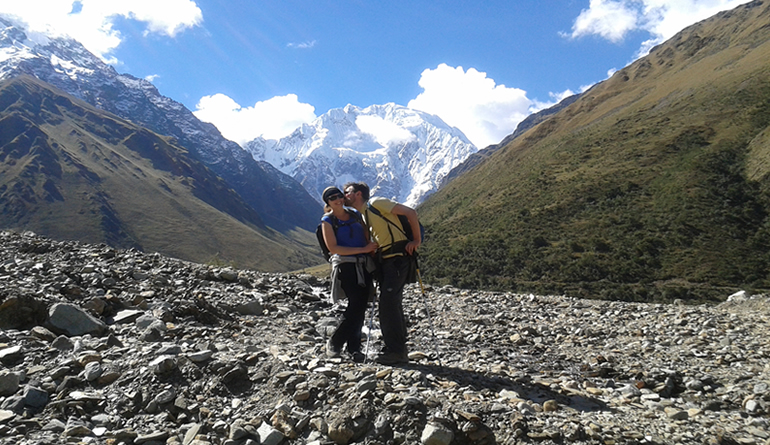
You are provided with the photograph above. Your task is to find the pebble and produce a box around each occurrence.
[0,230,768,445]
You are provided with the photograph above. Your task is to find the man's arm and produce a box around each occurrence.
[391,203,421,253]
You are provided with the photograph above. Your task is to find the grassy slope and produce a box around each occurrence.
[419,1,770,302]
[0,76,321,271]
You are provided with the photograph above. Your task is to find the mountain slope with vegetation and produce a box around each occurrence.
[0,75,319,271]
[419,0,770,302]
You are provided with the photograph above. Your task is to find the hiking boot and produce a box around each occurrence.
[376,351,408,365]
[350,351,365,363]
[326,339,341,358]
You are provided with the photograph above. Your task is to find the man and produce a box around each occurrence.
[343,182,421,365]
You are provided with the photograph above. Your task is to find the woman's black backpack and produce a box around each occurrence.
[316,209,364,261]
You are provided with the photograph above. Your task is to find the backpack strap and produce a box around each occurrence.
[366,202,408,254]
[345,208,364,227]
[366,203,407,236]
[330,209,367,242]
[323,212,340,232]
[326,209,362,229]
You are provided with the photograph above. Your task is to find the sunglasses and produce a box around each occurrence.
[327,194,344,201]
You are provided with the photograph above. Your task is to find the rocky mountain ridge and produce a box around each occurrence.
[0,17,318,232]
[0,75,319,272]
[245,103,477,207]
[0,230,768,445]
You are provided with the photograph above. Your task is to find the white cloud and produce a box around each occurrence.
[356,115,416,146]
[531,89,577,113]
[287,40,317,49]
[569,0,752,55]
[144,74,159,83]
[0,0,202,62]
[407,64,532,148]
[568,0,640,42]
[193,93,317,145]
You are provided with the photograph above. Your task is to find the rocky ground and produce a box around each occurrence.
[0,230,768,445]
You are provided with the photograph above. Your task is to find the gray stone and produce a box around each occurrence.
[219,269,239,282]
[112,309,144,324]
[136,314,164,330]
[236,300,264,316]
[229,420,250,440]
[140,326,165,342]
[664,407,689,420]
[91,413,111,427]
[135,431,170,444]
[155,389,176,405]
[1,395,24,413]
[23,386,49,408]
[188,350,214,363]
[745,399,760,414]
[0,345,23,364]
[42,418,66,432]
[184,423,203,445]
[421,422,454,445]
[149,355,177,374]
[157,344,182,355]
[356,377,377,393]
[51,335,74,350]
[0,410,14,423]
[30,326,57,341]
[84,361,103,381]
[0,371,20,396]
[47,303,107,336]
[257,422,285,445]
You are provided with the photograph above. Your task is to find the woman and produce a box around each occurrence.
[320,186,378,362]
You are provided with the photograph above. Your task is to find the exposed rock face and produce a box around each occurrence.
[0,230,768,445]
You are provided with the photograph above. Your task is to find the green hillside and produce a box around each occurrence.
[419,1,770,302]
[0,76,320,271]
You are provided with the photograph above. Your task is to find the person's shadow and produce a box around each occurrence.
[395,360,611,413]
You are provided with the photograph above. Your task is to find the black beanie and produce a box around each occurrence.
[322,186,343,203]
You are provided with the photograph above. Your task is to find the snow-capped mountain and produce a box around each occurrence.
[0,17,319,231]
[245,103,478,207]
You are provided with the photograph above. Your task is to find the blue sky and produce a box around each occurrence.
[0,0,752,148]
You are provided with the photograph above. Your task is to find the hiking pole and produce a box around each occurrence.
[363,284,378,363]
[415,260,441,367]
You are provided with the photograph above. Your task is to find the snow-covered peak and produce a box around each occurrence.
[245,103,477,207]
[0,19,121,102]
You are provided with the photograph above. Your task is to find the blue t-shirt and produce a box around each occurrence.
[321,209,367,249]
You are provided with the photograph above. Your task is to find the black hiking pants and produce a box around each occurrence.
[378,255,410,355]
[331,263,372,353]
